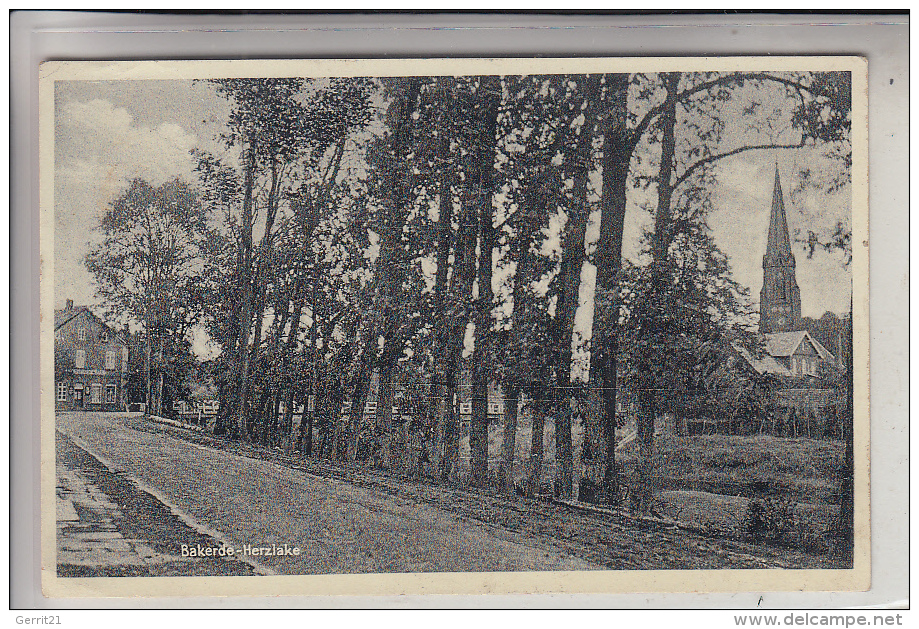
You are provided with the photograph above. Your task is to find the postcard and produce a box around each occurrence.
[40,56,869,597]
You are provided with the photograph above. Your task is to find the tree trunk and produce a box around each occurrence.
[155,367,165,417]
[303,283,321,453]
[439,375,460,481]
[261,294,292,447]
[307,390,322,458]
[500,387,520,494]
[242,156,283,433]
[553,74,600,499]
[427,76,457,476]
[234,143,257,440]
[297,392,314,456]
[633,72,679,515]
[346,77,421,467]
[347,367,370,462]
[377,360,397,470]
[144,317,152,414]
[527,390,548,498]
[633,378,656,513]
[256,386,272,446]
[500,176,543,495]
[469,75,502,488]
[268,388,280,445]
[587,73,633,505]
[435,155,479,481]
[554,402,574,498]
[280,294,306,452]
[280,388,296,451]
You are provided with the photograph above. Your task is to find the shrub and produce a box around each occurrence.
[745,494,798,543]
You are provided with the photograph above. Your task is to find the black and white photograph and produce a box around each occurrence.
[40,58,868,597]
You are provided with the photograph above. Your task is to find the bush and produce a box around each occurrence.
[745,494,798,543]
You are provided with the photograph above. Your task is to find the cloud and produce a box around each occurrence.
[57,98,198,194]
[54,98,200,310]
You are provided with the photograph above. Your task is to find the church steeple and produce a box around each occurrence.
[765,166,794,265]
[760,167,802,333]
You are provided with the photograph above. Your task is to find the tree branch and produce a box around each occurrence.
[627,71,818,160]
[673,138,806,190]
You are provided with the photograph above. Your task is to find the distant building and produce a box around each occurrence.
[755,168,840,374]
[54,299,129,411]
[455,369,506,424]
[759,167,803,334]
[744,169,843,436]
[741,330,839,379]
[665,170,846,438]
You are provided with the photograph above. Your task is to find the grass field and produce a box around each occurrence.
[455,412,844,502]
[617,433,845,504]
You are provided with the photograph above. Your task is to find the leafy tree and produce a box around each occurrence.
[491,74,581,494]
[344,76,425,468]
[581,69,854,504]
[85,177,207,416]
[197,76,372,440]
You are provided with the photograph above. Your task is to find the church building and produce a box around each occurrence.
[760,167,803,334]
[735,167,844,437]
[754,167,838,378]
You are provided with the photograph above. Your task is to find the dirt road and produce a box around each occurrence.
[57,412,594,575]
[56,412,844,576]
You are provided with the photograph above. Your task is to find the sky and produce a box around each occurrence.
[53,77,852,359]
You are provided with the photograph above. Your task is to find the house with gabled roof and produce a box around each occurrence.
[739,330,839,379]
[54,299,129,411]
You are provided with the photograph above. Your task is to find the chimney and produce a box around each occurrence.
[65,299,73,311]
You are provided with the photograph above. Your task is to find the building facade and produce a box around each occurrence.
[54,300,129,411]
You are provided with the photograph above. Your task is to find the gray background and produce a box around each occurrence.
[10,11,908,609]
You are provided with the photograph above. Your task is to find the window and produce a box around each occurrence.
[75,350,85,369]
[56,382,67,402]
[805,358,816,377]
[105,384,117,404]
[78,327,87,341]
[105,350,116,370]
[90,384,102,404]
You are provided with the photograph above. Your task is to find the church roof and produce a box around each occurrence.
[735,346,792,377]
[734,330,839,377]
[764,167,795,266]
[765,330,838,366]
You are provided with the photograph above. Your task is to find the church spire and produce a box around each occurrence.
[760,166,802,333]
[764,166,794,266]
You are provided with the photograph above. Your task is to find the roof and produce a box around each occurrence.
[764,167,795,266]
[765,330,837,364]
[765,330,808,357]
[54,305,127,345]
[735,346,792,377]
[736,329,840,377]
[54,306,88,331]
